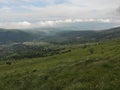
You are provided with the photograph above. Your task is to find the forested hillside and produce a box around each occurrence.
[0,27,120,44]
[0,28,33,43]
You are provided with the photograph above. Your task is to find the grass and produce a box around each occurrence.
[0,39,120,90]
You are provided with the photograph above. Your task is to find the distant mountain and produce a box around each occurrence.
[0,28,34,43]
[0,27,120,44]
[41,27,120,44]
[41,31,97,44]
[95,27,120,40]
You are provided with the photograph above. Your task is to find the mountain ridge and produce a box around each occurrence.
[0,27,120,44]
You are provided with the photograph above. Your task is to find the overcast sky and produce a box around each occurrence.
[0,0,120,29]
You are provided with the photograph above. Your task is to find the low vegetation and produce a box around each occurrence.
[0,39,120,90]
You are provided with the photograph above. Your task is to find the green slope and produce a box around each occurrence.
[0,39,120,90]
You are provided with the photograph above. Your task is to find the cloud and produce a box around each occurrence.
[0,19,113,29]
[117,6,120,14]
[0,0,66,6]
[97,19,111,23]
[110,4,120,20]
[18,21,31,26]
[0,21,31,29]
[0,0,4,2]
[0,4,111,23]
[0,7,11,12]
[0,0,120,28]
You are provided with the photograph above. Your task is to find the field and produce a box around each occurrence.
[0,39,120,90]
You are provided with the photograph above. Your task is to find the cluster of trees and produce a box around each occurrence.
[0,44,71,60]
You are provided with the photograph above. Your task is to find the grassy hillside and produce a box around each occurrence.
[0,39,120,90]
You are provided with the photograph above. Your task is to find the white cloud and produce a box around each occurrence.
[0,7,11,12]
[0,21,31,29]
[0,0,120,22]
[0,0,120,29]
[97,19,111,23]
[0,4,108,22]
[18,21,31,26]
[0,19,113,29]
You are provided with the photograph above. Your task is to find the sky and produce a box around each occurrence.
[0,0,120,29]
